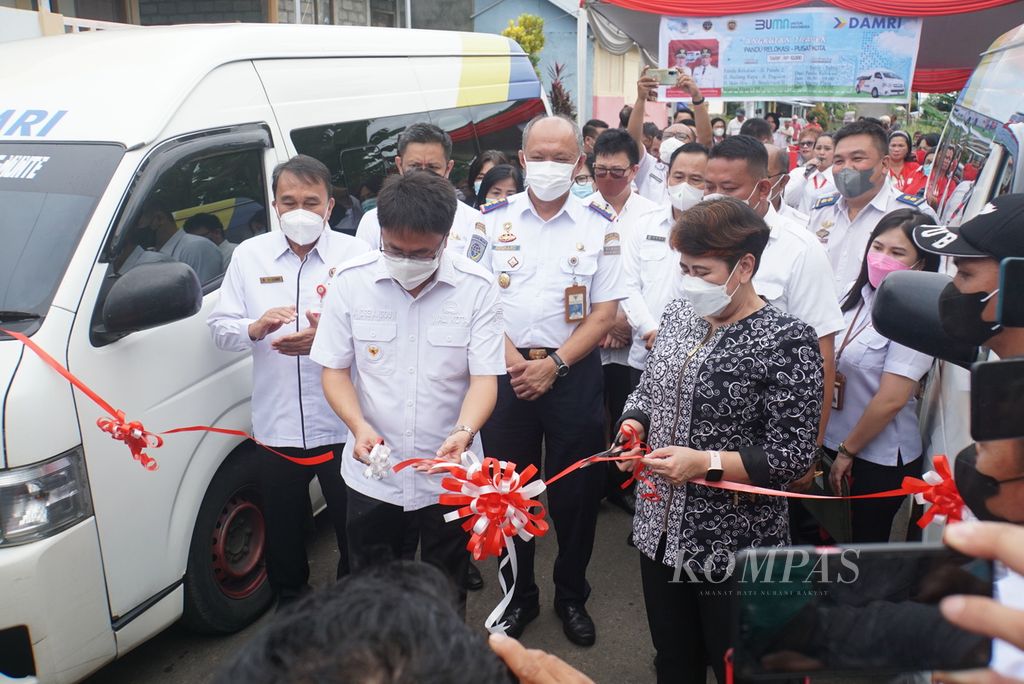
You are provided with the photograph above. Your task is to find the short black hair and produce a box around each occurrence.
[593,128,640,166]
[272,154,332,196]
[182,212,224,235]
[642,122,662,140]
[669,141,709,170]
[923,133,940,147]
[476,164,523,206]
[618,104,633,129]
[833,120,889,158]
[397,122,453,160]
[709,135,769,179]
[213,562,510,684]
[738,117,773,143]
[377,170,456,237]
[583,119,609,139]
[672,196,771,273]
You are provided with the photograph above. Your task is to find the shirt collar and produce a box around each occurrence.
[159,229,184,255]
[518,189,581,223]
[273,227,330,262]
[371,247,456,289]
[763,204,784,238]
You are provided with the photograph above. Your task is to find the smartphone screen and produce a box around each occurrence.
[998,257,1024,328]
[971,358,1024,441]
[731,544,993,680]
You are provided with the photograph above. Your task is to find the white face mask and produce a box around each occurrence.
[279,208,327,246]
[679,260,741,318]
[667,182,704,212]
[383,251,441,291]
[525,160,576,201]
[659,137,685,165]
[713,126,725,137]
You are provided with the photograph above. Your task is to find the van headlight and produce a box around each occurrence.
[0,447,93,547]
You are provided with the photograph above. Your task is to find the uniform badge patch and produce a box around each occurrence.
[467,233,487,262]
[896,193,925,207]
[475,221,487,234]
[366,344,382,361]
[588,201,616,221]
[813,193,841,210]
[480,197,509,214]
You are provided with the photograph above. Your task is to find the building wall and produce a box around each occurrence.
[139,0,264,24]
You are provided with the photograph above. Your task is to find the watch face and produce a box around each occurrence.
[706,468,725,483]
[557,365,570,377]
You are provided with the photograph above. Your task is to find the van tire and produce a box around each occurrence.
[871,87,879,98]
[181,453,273,634]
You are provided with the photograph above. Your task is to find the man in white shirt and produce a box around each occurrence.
[208,154,369,605]
[691,48,722,90]
[356,122,489,266]
[807,121,934,297]
[126,203,224,283]
[478,115,626,646]
[726,108,745,136]
[183,212,237,270]
[312,170,504,614]
[703,135,845,450]
[765,143,811,226]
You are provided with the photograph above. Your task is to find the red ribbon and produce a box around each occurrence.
[4,328,333,470]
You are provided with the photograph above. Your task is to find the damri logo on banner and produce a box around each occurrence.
[659,8,922,103]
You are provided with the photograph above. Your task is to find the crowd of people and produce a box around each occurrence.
[189,65,1024,683]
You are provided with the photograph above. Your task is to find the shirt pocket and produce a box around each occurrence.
[491,248,525,274]
[559,252,599,287]
[847,328,889,371]
[352,321,398,376]
[426,326,471,380]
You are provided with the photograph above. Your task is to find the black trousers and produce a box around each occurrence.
[640,538,730,684]
[346,487,469,615]
[605,362,639,496]
[849,453,922,543]
[480,349,606,608]
[256,443,348,600]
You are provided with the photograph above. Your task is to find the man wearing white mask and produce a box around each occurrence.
[356,123,489,267]
[312,170,504,616]
[478,115,625,646]
[621,141,707,384]
[208,154,370,606]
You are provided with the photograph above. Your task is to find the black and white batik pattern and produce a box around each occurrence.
[624,298,823,580]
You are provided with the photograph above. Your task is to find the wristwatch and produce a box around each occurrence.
[837,442,857,458]
[450,424,476,445]
[705,450,724,482]
[548,351,570,378]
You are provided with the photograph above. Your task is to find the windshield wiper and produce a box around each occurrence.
[0,311,42,323]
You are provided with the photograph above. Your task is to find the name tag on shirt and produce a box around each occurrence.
[565,284,587,323]
[646,235,666,242]
[260,275,284,284]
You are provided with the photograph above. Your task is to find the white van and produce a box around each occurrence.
[915,22,1024,517]
[855,69,906,98]
[0,24,544,683]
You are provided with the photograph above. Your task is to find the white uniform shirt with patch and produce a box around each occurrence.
[309,250,506,511]
[806,181,935,298]
[785,165,836,215]
[355,200,491,266]
[634,152,669,207]
[480,191,627,349]
[760,205,845,337]
[620,205,683,371]
[600,192,661,367]
[207,228,370,448]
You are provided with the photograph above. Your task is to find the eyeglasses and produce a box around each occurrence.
[573,175,593,185]
[381,242,444,262]
[669,132,693,142]
[799,141,816,147]
[593,167,630,179]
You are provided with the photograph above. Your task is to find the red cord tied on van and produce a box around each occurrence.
[97,411,163,471]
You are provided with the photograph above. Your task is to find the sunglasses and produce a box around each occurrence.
[593,167,630,179]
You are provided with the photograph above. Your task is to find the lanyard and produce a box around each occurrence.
[836,301,872,363]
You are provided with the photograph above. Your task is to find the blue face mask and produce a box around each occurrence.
[923,163,933,176]
[361,198,378,212]
[571,182,595,199]
[474,180,483,195]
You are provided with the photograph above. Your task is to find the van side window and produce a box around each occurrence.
[110,148,269,289]
[289,99,544,226]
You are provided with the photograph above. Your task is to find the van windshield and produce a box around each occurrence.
[0,143,124,337]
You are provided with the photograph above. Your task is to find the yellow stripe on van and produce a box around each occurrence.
[457,35,511,107]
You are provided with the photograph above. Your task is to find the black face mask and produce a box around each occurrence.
[938,281,1001,346]
[953,443,1024,523]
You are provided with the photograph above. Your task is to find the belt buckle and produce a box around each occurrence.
[528,349,548,360]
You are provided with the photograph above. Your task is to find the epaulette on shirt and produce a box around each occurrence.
[813,193,841,210]
[480,197,509,214]
[896,193,926,207]
[334,250,378,275]
[588,200,617,221]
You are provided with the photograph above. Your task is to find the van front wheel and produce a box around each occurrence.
[871,87,879,98]
[182,455,273,633]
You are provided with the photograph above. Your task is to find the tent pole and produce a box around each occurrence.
[577,4,588,126]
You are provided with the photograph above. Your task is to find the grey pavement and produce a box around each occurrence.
[82,498,656,683]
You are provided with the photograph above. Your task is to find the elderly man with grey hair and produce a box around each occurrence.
[478,114,626,646]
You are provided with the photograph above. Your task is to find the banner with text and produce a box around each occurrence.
[658,10,922,103]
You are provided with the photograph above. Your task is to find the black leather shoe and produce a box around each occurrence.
[465,562,484,591]
[499,604,540,639]
[555,602,596,646]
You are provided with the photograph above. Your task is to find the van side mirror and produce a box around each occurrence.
[872,270,978,368]
[102,262,203,335]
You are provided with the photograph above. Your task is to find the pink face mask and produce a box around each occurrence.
[867,250,914,288]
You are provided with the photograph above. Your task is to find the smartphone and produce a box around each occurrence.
[998,257,1024,327]
[647,67,680,86]
[731,543,993,680]
[971,357,1024,440]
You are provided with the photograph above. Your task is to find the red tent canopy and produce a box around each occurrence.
[588,0,1024,91]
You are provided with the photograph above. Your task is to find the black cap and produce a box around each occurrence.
[912,193,1024,260]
